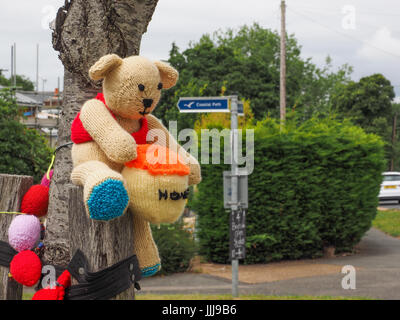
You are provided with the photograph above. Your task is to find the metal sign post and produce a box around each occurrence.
[230,96,240,297]
[177,95,247,298]
[223,171,248,209]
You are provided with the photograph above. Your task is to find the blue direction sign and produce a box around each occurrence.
[177,97,230,113]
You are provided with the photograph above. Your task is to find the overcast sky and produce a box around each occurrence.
[0,0,399,99]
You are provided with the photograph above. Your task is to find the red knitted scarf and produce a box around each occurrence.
[71,93,149,145]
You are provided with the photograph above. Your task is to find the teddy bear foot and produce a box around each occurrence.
[86,179,129,221]
[141,263,161,277]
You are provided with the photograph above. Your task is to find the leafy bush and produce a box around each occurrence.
[151,220,197,275]
[0,89,52,182]
[155,24,352,131]
[192,116,385,264]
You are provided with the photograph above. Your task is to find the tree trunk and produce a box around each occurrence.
[68,186,135,299]
[45,0,159,267]
[391,112,397,171]
[0,174,33,300]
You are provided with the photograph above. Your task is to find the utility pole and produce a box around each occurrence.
[280,0,287,127]
[42,78,47,100]
[13,43,16,89]
[36,44,40,93]
[10,46,13,87]
[10,44,17,95]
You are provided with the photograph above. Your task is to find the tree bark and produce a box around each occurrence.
[68,186,135,299]
[45,0,159,267]
[0,174,33,300]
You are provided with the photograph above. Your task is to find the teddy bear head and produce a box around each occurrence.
[88,54,178,119]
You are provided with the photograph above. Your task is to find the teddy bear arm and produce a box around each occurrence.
[80,99,137,163]
[147,114,202,185]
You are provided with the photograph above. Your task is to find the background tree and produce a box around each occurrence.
[0,75,8,87]
[0,89,52,181]
[45,0,159,266]
[389,102,400,170]
[331,73,396,167]
[0,74,35,91]
[154,23,352,129]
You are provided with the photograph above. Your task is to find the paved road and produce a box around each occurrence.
[137,228,400,299]
[379,200,400,210]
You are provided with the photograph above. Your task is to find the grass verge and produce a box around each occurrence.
[373,209,400,237]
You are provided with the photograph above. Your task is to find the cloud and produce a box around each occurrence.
[0,0,399,98]
[140,0,282,60]
[358,26,400,60]
[0,0,64,91]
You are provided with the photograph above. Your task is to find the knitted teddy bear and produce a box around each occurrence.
[70,54,201,276]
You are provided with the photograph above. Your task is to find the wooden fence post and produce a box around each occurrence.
[0,174,33,300]
[68,185,135,300]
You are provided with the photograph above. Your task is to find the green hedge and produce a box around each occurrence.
[192,117,385,264]
[151,220,197,275]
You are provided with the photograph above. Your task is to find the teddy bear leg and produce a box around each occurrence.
[71,160,129,221]
[133,214,161,277]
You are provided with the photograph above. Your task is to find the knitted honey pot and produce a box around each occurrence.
[124,144,190,224]
[70,54,202,276]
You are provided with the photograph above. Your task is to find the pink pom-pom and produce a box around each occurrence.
[41,170,53,188]
[8,215,41,252]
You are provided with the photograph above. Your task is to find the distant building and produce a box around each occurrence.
[0,85,61,148]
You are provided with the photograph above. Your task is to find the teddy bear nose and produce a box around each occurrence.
[143,99,153,109]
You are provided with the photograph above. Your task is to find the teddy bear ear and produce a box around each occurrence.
[89,54,123,81]
[154,61,179,89]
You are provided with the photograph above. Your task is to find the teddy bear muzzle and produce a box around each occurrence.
[139,99,153,116]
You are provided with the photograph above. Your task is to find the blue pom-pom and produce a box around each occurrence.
[87,179,129,221]
[141,264,161,277]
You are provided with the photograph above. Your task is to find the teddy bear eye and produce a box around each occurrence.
[138,84,145,91]
[157,83,163,90]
